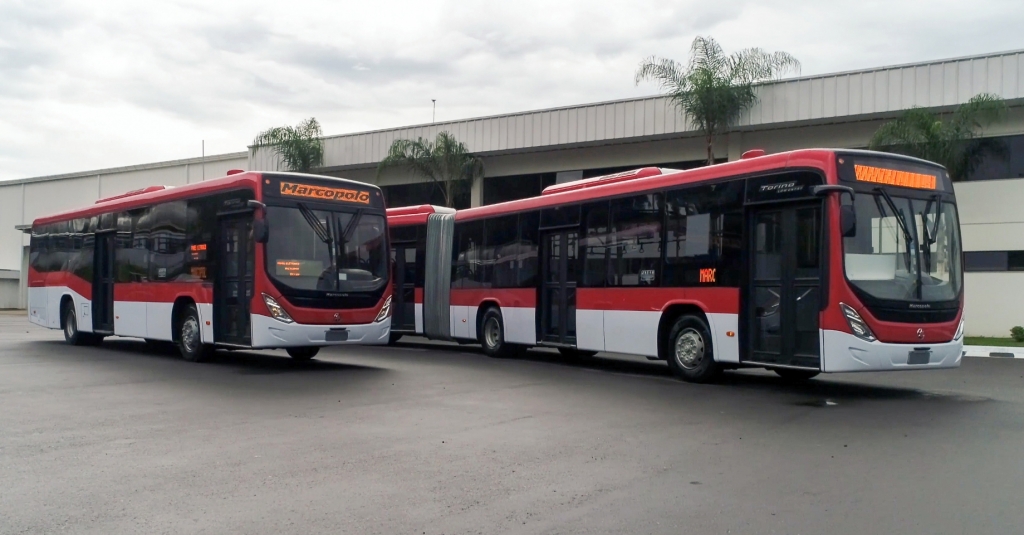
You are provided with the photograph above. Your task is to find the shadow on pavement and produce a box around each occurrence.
[388,339,977,404]
[32,339,386,376]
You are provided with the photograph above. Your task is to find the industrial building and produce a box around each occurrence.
[3,49,1024,336]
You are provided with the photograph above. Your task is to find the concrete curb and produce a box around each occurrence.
[963,345,1024,359]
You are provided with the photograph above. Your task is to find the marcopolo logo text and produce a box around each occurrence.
[280,182,371,204]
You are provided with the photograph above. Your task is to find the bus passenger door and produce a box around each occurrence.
[92,231,115,333]
[539,230,578,344]
[215,216,253,346]
[746,203,822,369]
[391,244,417,332]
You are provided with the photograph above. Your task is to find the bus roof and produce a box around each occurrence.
[32,171,378,226]
[453,148,844,222]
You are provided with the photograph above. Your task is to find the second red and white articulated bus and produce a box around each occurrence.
[28,171,393,362]
[388,149,965,382]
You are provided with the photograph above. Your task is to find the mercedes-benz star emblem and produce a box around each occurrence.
[917,328,924,340]
[333,313,342,323]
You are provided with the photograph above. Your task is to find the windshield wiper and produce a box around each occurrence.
[873,189,914,273]
[297,202,339,290]
[919,195,942,273]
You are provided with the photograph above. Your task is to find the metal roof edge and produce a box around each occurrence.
[0,151,249,187]
[314,49,1024,142]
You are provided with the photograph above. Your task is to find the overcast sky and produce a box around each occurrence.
[1,0,1022,181]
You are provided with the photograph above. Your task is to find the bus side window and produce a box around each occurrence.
[517,211,539,288]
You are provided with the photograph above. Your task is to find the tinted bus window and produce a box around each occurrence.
[517,212,540,287]
[610,194,662,286]
[486,215,519,288]
[663,181,743,286]
[582,202,611,287]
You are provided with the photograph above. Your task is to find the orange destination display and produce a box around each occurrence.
[279,181,371,205]
[853,164,937,190]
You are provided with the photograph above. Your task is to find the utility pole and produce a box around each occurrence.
[432,99,436,123]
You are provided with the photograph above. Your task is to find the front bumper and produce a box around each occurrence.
[250,314,390,348]
[821,329,963,373]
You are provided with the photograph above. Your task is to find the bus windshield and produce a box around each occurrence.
[843,191,962,303]
[265,206,388,294]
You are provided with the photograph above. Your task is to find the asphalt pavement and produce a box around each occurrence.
[1,313,1023,534]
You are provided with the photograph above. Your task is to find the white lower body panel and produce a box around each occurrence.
[821,329,963,372]
[249,314,390,348]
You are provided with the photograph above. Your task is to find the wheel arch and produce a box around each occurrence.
[171,296,199,343]
[657,302,710,361]
[59,294,75,330]
[475,299,502,341]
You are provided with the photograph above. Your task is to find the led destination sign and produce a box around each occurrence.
[853,164,937,190]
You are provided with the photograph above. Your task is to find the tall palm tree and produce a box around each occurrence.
[636,36,800,165]
[250,117,325,173]
[377,131,484,208]
[868,94,1008,181]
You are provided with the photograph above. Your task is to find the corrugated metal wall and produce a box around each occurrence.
[257,50,1023,172]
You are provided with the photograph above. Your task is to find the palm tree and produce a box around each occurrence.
[377,131,484,208]
[635,36,800,165]
[250,117,325,173]
[868,94,1008,181]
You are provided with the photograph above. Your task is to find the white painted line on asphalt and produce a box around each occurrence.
[962,346,1024,359]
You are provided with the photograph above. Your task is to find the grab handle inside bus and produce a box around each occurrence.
[812,185,856,238]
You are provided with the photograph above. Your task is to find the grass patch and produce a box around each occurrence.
[963,336,1024,347]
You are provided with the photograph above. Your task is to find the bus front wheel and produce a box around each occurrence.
[665,315,721,383]
[177,304,214,363]
[287,347,320,361]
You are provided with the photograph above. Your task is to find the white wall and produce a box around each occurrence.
[0,153,247,272]
[964,273,1024,337]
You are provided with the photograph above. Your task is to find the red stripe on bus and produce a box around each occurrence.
[28,268,93,299]
[113,282,214,304]
[450,288,537,308]
[576,287,739,314]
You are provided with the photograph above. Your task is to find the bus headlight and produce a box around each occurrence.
[840,302,876,342]
[374,295,392,323]
[262,293,294,324]
[954,319,965,341]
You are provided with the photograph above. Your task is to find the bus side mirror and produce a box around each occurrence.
[253,219,269,243]
[840,205,856,238]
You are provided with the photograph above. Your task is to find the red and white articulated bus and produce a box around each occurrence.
[28,171,393,362]
[387,149,965,382]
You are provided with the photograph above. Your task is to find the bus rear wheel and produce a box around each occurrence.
[63,303,101,346]
[480,308,517,358]
[177,304,214,363]
[287,347,320,361]
[774,368,820,381]
[664,314,721,383]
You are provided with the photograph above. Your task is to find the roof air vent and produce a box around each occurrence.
[741,149,766,159]
[226,169,245,175]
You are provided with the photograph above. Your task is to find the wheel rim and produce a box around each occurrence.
[181,316,200,353]
[674,328,705,370]
[65,310,76,339]
[484,317,501,349]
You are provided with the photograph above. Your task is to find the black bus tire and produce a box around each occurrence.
[177,304,214,363]
[479,307,517,358]
[63,303,88,346]
[287,347,320,360]
[665,314,721,383]
[388,333,403,345]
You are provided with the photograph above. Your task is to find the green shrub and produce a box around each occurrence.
[1011,326,1024,343]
